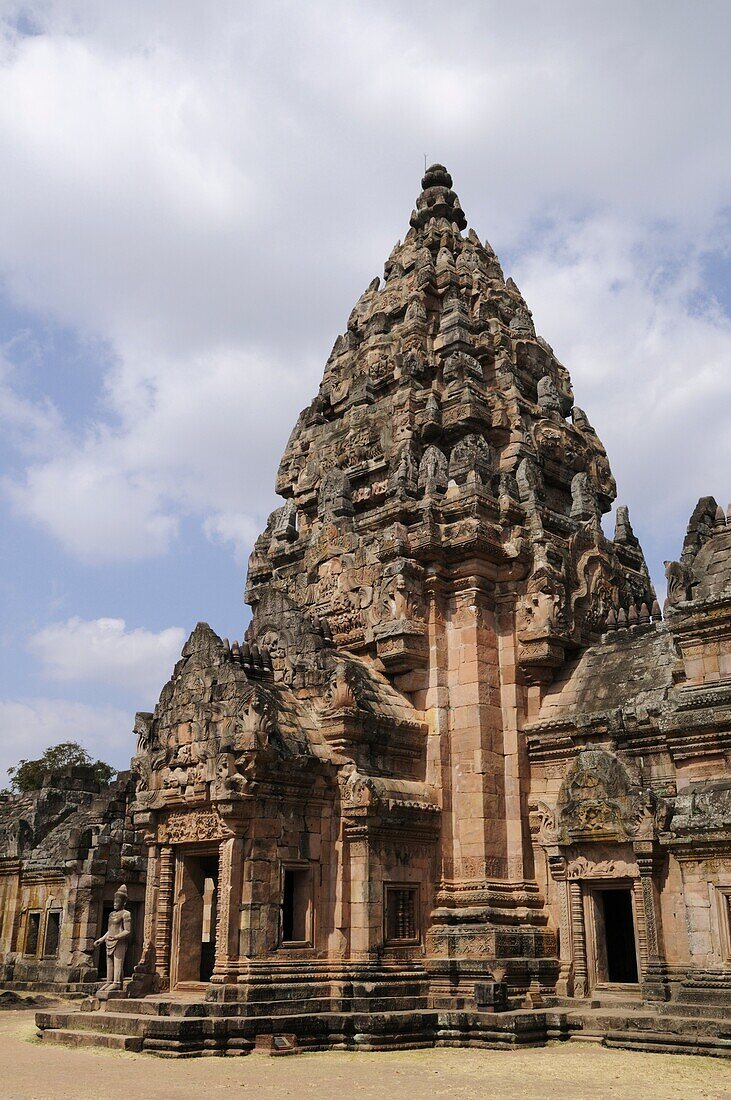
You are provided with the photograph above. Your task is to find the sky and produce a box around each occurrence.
[0,1,730,782]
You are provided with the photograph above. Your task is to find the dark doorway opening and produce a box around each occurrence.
[281,866,311,945]
[43,911,61,957]
[600,889,638,983]
[25,912,41,955]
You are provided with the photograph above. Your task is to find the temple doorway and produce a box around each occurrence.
[171,850,219,985]
[589,886,639,986]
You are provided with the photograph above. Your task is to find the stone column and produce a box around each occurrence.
[127,842,160,996]
[445,579,506,886]
[154,845,175,987]
[634,845,666,1000]
[496,593,528,882]
[547,851,573,996]
[569,880,588,997]
[347,826,379,958]
[211,835,244,984]
[140,844,159,957]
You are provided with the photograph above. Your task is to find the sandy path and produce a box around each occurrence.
[1,1009,728,1100]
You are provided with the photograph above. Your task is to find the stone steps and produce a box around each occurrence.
[40,1027,143,1052]
[34,1002,731,1058]
[39,1011,150,1037]
[103,993,429,1018]
[604,1029,731,1058]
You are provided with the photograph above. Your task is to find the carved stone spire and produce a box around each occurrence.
[249,167,655,670]
[409,163,467,232]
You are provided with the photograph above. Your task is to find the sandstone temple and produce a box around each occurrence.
[2,167,730,1056]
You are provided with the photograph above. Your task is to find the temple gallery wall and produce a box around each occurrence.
[1,166,729,1056]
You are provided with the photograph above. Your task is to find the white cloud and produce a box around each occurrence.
[5,347,302,561]
[516,214,731,583]
[203,511,262,564]
[0,697,132,782]
[0,0,729,582]
[0,348,66,459]
[28,617,185,699]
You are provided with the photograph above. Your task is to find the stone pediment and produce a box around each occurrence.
[132,622,321,808]
[555,749,650,843]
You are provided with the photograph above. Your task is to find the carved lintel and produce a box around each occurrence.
[566,856,639,880]
[518,636,566,672]
[162,810,233,845]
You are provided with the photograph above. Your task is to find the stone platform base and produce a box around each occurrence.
[35,993,731,1059]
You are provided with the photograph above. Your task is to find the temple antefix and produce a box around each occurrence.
[27,167,731,1054]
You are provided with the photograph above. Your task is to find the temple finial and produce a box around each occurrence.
[410,163,467,232]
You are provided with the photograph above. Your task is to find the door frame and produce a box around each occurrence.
[169,843,220,989]
[583,880,641,991]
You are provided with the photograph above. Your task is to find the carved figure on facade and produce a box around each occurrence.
[442,350,483,386]
[664,559,692,607]
[390,444,418,500]
[134,712,154,754]
[339,768,376,810]
[270,499,298,543]
[318,468,354,520]
[569,546,618,638]
[517,569,565,643]
[448,433,493,484]
[323,664,358,715]
[232,686,277,753]
[371,560,426,626]
[418,445,448,496]
[536,374,562,416]
[570,472,601,524]
[93,884,131,992]
[556,750,651,843]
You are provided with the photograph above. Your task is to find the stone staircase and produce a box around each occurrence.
[551,992,731,1058]
[35,991,731,1058]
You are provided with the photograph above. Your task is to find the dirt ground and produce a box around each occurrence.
[1,1007,728,1100]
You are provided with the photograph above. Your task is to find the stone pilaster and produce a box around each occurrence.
[634,844,667,1001]
[569,880,588,997]
[127,842,161,997]
[211,835,243,983]
[444,578,506,889]
[547,850,573,996]
[154,845,174,987]
[345,824,381,959]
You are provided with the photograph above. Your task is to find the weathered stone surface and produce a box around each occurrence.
[0,767,144,987]
[0,165,727,1052]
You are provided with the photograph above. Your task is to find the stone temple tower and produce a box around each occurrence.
[241,163,655,998]
[39,166,731,1054]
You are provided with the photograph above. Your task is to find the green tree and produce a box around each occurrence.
[6,741,116,793]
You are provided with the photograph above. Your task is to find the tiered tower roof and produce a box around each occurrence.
[246,166,655,681]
